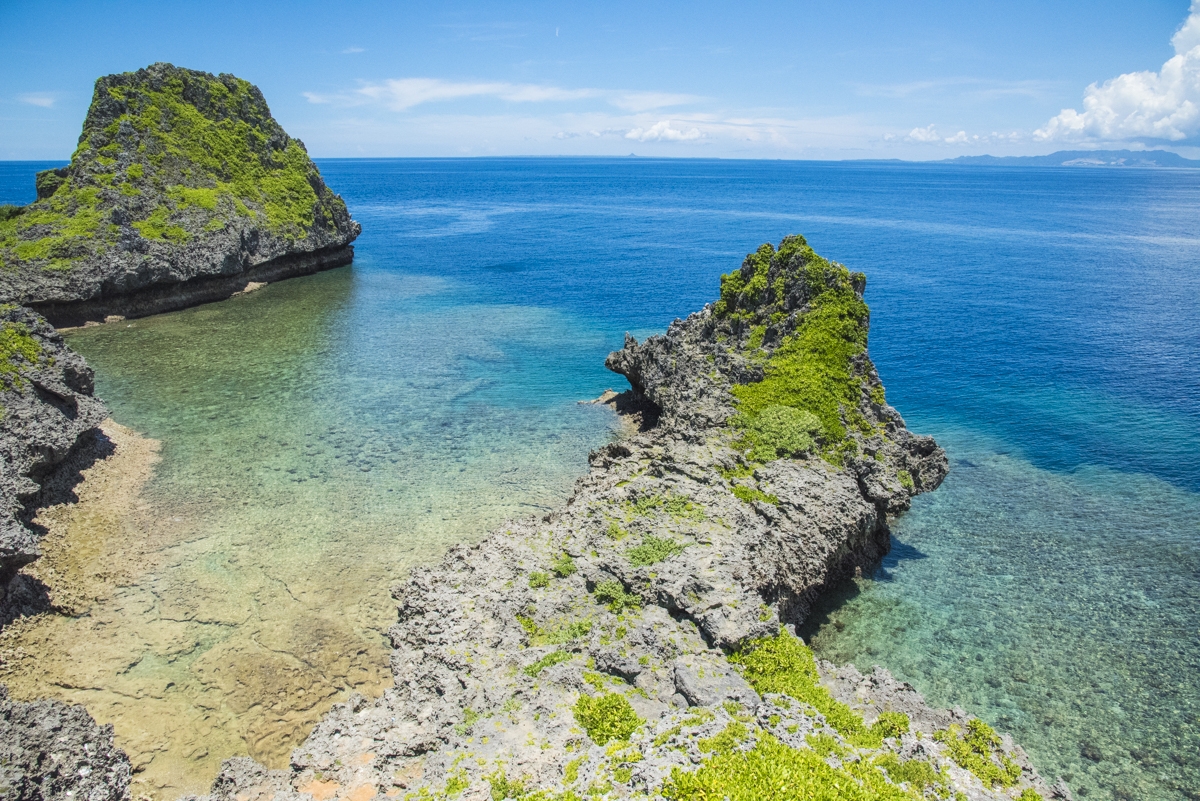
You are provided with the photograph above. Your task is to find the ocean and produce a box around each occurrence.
[1,158,1197,800]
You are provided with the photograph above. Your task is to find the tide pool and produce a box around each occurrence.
[1,158,1197,801]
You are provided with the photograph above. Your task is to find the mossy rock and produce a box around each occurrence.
[0,62,359,310]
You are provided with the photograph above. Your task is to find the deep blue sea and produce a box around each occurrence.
[2,159,1197,800]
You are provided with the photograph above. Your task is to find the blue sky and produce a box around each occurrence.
[2,0,1197,160]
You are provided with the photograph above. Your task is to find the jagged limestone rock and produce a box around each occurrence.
[0,685,132,801]
[0,304,107,585]
[190,239,1062,801]
[0,63,360,325]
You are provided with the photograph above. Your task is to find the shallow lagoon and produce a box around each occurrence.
[1,158,1197,800]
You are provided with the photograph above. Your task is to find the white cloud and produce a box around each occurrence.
[943,130,970,145]
[624,120,703,142]
[607,91,703,112]
[342,46,365,54]
[1036,1,1200,142]
[18,94,55,108]
[907,124,941,142]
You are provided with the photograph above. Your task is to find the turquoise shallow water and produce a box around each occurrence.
[2,158,1199,800]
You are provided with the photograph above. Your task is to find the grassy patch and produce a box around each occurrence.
[661,730,920,801]
[528,571,551,589]
[573,692,642,745]
[731,484,779,506]
[731,631,906,749]
[550,553,577,578]
[623,492,705,522]
[897,470,914,490]
[934,720,1021,788]
[716,237,875,465]
[0,321,43,391]
[626,534,685,567]
[524,650,573,677]
[593,580,642,613]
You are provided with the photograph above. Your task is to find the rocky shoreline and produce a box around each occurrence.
[179,238,1064,801]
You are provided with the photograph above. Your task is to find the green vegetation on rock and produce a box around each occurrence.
[550,553,577,578]
[934,719,1022,788]
[0,63,351,276]
[626,534,685,567]
[593,580,642,613]
[573,692,642,745]
[0,320,44,391]
[731,631,905,749]
[730,484,780,506]
[715,236,877,465]
[524,650,573,678]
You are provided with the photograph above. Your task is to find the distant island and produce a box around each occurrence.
[937,149,1200,168]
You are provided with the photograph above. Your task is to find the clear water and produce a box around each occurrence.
[1,159,1198,800]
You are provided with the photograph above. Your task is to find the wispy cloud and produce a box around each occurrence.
[305,78,701,113]
[1037,1,1200,142]
[18,94,55,108]
[342,46,365,54]
[856,77,1057,101]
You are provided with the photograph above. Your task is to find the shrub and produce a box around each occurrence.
[737,405,823,461]
[934,719,1022,788]
[594,580,641,613]
[731,484,779,506]
[551,553,577,578]
[626,534,685,567]
[528,571,551,589]
[573,692,642,745]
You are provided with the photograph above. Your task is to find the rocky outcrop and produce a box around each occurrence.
[0,63,360,326]
[0,305,107,586]
[190,238,1061,800]
[0,685,132,801]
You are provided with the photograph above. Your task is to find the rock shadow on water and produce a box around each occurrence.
[798,534,929,644]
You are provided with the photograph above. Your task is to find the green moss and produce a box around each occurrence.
[871,711,910,739]
[661,731,918,801]
[518,614,593,646]
[872,753,944,793]
[626,534,685,567]
[454,708,481,735]
[528,571,551,589]
[573,692,642,745]
[487,770,527,799]
[2,66,342,274]
[737,405,822,461]
[551,553,577,578]
[717,237,875,465]
[563,757,583,784]
[897,470,914,491]
[0,321,44,391]
[731,484,780,506]
[698,721,750,754]
[934,720,1022,788]
[593,580,641,613]
[730,631,890,749]
[524,650,573,677]
[623,492,705,522]
[606,521,629,540]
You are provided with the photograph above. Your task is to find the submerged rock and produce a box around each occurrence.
[0,304,107,588]
[194,237,1059,800]
[0,62,360,326]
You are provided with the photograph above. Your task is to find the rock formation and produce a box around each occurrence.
[0,685,132,801]
[0,304,107,589]
[187,238,1065,800]
[0,63,360,326]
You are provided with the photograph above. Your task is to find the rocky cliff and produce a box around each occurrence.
[0,304,107,589]
[188,238,1065,801]
[0,63,360,326]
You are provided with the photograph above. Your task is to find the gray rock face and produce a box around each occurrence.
[0,305,107,584]
[191,239,1058,800]
[0,685,132,801]
[0,63,360,326]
